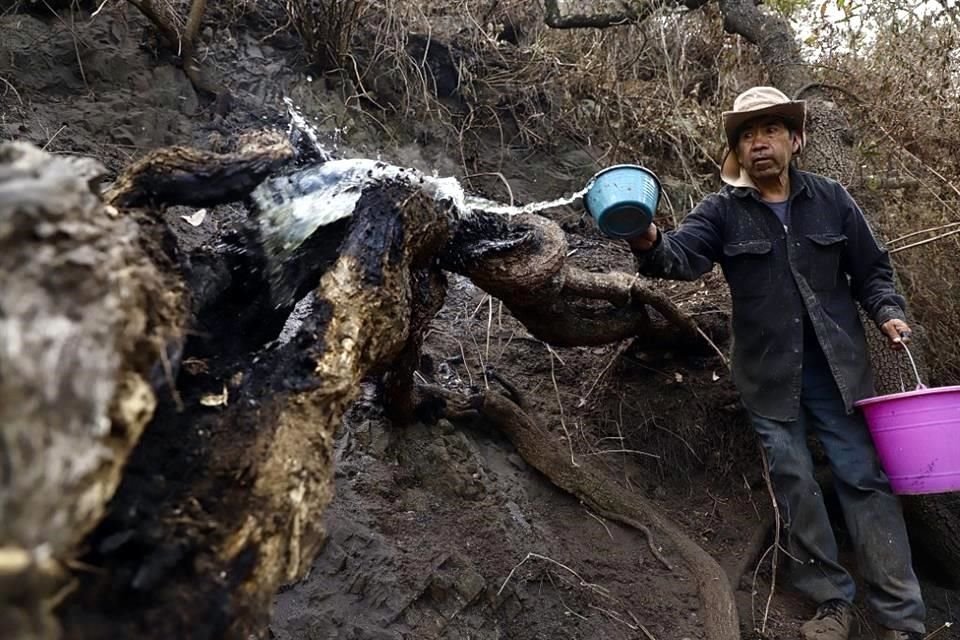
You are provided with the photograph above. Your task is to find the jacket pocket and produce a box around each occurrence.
[722,239,773,297]
[806,233,847,290]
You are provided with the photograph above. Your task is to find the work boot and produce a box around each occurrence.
[878,629,923,640]
[800,599,853,640]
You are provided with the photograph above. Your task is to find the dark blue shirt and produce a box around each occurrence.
[764,199,789,228]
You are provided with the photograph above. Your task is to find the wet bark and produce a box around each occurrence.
[57,180,450,640]
[441,210,727,350]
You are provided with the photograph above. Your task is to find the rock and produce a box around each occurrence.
[506,453,526,470]
[454,569,485,604]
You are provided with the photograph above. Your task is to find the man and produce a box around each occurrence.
[625,87,926,640]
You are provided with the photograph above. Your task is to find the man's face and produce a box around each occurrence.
[736,117,801,181]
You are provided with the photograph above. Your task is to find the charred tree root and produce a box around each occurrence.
[105,130,295,209]
[442,211,719,348]
[54,183,450,639]
[6,137,729,639]
[416,377,740,640]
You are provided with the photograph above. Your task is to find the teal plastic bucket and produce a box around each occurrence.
[584,165,661,238]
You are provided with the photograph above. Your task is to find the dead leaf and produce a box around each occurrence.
[182,357,209,375]
[181,209,207,226]
[200,384,228,407]
[712,371,720,382]
[674,372,683,383]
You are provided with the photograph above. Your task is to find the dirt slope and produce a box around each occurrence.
[2,4,958,639]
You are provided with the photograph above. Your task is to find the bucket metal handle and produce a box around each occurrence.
[898,332,926,391]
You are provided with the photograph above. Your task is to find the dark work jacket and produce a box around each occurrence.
[633,168,906,421]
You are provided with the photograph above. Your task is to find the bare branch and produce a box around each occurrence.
[543,0,658,29]
[717,0,804,94]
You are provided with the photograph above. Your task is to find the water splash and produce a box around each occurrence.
[255,99,590,305]
[252,159,469,263]
[284,97,334,162]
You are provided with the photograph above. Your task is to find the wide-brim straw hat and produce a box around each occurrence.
[720,86,806,187]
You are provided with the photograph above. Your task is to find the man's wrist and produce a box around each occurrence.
[875,305,906,329]
[627,228,662,253]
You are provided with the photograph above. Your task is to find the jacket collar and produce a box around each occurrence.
[728,166,812,202]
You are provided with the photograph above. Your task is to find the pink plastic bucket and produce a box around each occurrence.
[857,385,960,495]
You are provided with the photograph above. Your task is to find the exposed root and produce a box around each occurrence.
[590,508,674,571]
[105,130,295,208]
[416,374,740,640]
[443,211,719,349]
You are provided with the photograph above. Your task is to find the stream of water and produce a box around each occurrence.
[259,100,591,259]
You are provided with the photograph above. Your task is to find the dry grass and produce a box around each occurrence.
[286,0,368,72]
[335,1,756,197]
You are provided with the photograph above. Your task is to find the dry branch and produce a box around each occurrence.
[542,0,709,29]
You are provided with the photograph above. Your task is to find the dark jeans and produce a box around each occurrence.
[749,347,926,633]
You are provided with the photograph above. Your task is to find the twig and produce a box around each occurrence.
[91,0,112,17]
[584,448,660,459]
[497,552,608,596]
[434,329,474,387]
[588,604,639,630]
[759,446,780,634]
[40,0,88,89]
[750,543,774,633]
[469,331,489,390]
[924,622,954,639]
[578,338,633,407]
[592,508,673,571]
[888,220,960,245]
[890,227,960,254]
[547,571,589,620]
[697,325,730,369]
[730,516,773,591]
[159,344,184,412]
[617,401,629,488]
[637,621,659,640]
[0,75,23,105]
[41,125,67,151]
[584,507,615,540]
[548,348,578,467]
[485,294,494,368]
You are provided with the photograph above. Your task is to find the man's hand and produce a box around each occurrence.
[626,223,659,252]
[881,318,912,350]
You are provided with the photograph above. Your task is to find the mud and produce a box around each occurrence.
[2,3,959,640]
